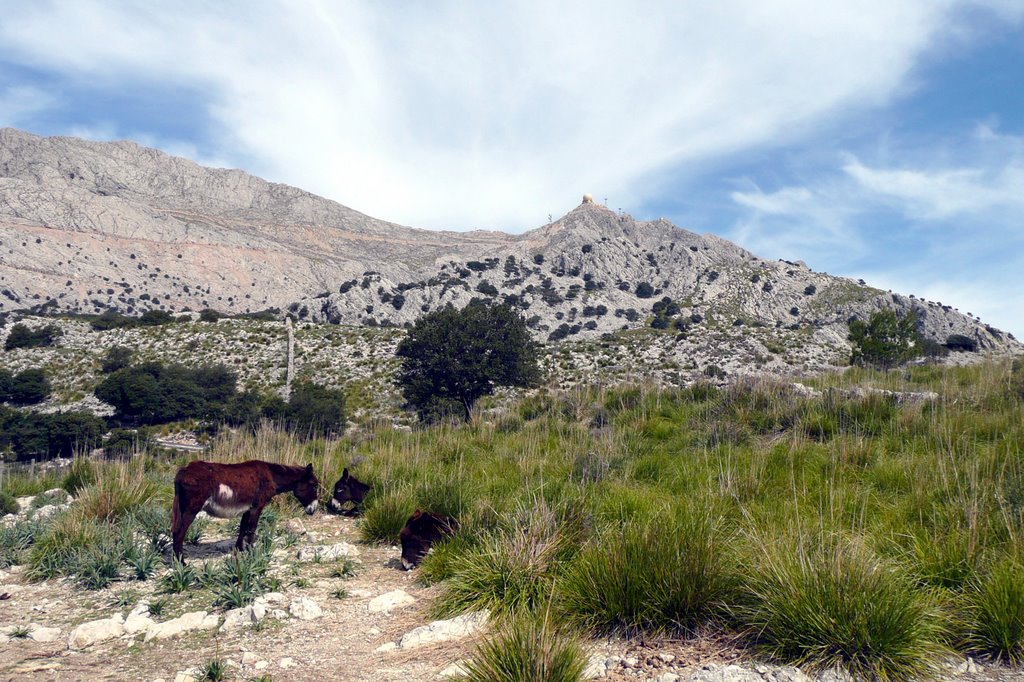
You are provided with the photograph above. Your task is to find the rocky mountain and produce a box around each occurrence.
[1,127,1019,363]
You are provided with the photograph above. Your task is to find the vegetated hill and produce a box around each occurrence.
[1,127,1019,367]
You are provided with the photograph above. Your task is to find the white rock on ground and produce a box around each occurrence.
[288,597,323,621]
[296,542,360,562]
[367,589,416,614]
[582,653,607,679]
[279,657,296,669]
[68,613,125,649]
[172,668,200,682]
[398,612,489,650]
[221,603,267,630]
[144,611,219,642]
[438,662,470,678]
[241,652,259,665]
[124,601,154,635]
[653,674,680,682]
[28,625,62,642]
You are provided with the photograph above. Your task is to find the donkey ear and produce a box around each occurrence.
[342,468,349,480]
[306,464,314,475]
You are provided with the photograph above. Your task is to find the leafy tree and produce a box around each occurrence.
[4,323,62,351]
[199,308,223,323]
[139,309,174,326]
[396,302,541,422]
[101,346,134,373]
[8,369,51,405]
[635,282,654,299]
[285,381,346,435]
[848,309,924,370]
[94,361,237,425]
[0,368,12,402]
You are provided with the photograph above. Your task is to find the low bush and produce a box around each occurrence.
[464,615,588,682]
[359,487,416,544]
[964,558,1024,664]
[738,538,946,680]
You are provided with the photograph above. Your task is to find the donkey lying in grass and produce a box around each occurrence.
[327,468,370,515]
[399,510,458,570]
[172,460,320,562]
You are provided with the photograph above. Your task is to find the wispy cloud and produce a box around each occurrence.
[0,1,1009,231]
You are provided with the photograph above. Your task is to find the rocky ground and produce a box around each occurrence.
[1,497,1022,682]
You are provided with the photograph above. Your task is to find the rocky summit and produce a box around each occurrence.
[0,127,1019,363]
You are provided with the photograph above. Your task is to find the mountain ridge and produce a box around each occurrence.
[0,127,1018,365]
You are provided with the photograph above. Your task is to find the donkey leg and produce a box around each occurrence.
[172,507,199,563]
[237,509,254,551]
[243,505,265,550]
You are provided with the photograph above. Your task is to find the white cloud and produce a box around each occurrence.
[0,0,1009,230]
[843,158,1024,220]
[0,84,57,127]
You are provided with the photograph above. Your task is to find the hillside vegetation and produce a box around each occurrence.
[3,360,1023,679]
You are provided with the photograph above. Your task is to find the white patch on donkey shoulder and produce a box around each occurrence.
[218,484,234,500]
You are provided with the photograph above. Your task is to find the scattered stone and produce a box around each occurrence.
[654,674,680,682]
[28,625,62,642]
[296,542,360,562]
[124,603,155,635]
[772,666,813,682]
[368,589,416,614]
[144,611,219,642]
[221,603,266,630]
[398,612,488,650]
[438,662,470,678]
[375,642,398,653]
[658,653,676,664]
[32,504,61,520]
[254,661,269,671]
[279,657,296,669]
[172,669,200,682]
[241,651,259,665]
[255,591,285,605]
[288,597,323,621]
[69,613,125,649]
[583,654,608,679]
[687,664,764,682]
[284,518,307,535]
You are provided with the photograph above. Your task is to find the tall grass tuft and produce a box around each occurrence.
[964,557,1024,664]
[738,537,946,680]
[433,501,579,620]
[557,503,732,635]
[464,614,588,682]
[359,487,416,544]
[76,459,161,520]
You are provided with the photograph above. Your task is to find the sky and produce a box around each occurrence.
[1,1,1022,337]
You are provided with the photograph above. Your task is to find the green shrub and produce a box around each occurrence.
[464,615,587,682]
[558,505,732,635]
[161,558,195,594]
[0,489,17,515]
[738,538,946,680]
[848,309,923,370]
[434,505,577,620]
[359,487,416,544]
[965,558,1024,663]
[4,323,62,351]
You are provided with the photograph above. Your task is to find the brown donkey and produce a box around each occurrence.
[171,460,320,562]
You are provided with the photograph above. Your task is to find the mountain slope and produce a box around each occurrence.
[0,128,1018,363]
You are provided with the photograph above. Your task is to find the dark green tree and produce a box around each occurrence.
[396,302,541,422]
[848,309,924,370]
[101,345,134,373]
[0,368,12,402]
[4,323,62,351]
[285,381,346,435]
[9,369,52,405]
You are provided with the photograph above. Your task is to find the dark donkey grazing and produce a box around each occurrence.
[399,510,459,570]
[327,468,370,515]
[172,460,320,562]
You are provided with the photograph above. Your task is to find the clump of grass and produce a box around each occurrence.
[0,517,43,568]
[330,586,348,600]
[328,557,358,579]
[359,487,415,544]
[433,502,579,620]
[0,489,20,515]
[7,624,32,639]
[738,537,946,680]
[193,658,229,681]
[212,544,276,608]
[76,459,160,520]
[463,615,587,682]
[148,596,169,618]
[161,558,196,594]
[110,588,139,608]
[62,456,96,493]
[126,544,160,581]
[964,557,1024,664]
[557,503,732,636]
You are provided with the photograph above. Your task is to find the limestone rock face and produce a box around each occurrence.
[1,127,1018,363]
[68,613,125,649]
